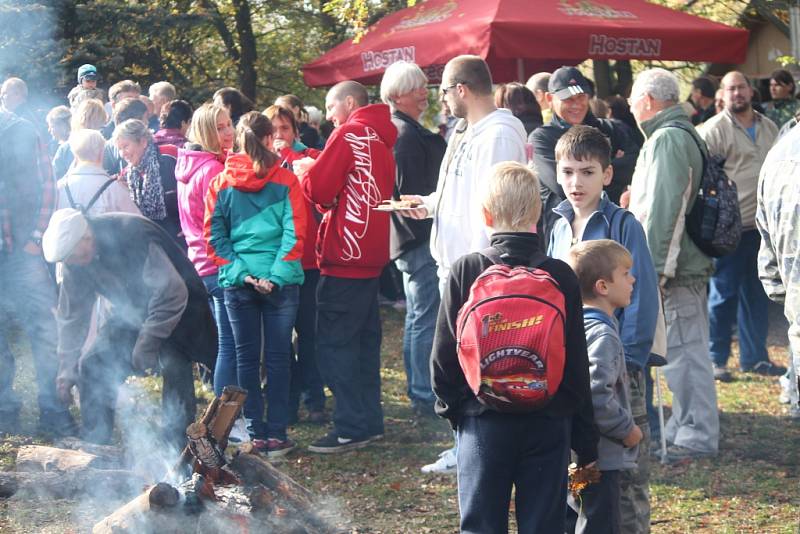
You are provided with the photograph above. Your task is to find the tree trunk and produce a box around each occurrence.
[231,0,258,101]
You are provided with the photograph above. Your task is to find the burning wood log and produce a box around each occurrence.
[91,482,181,534]
[0,469,146,499]
[172,385,247,476]
[230,451,313,508]
[16,445,119,472]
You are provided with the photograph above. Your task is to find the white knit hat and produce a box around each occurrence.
[42,208,89,263]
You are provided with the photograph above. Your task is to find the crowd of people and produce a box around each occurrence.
[0,55,798,533]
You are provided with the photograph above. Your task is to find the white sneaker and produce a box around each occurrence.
[228,417,251,444]
[778,374,795,404]
[421,448,457,474]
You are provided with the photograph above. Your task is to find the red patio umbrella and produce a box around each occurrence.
[303,0,748,87]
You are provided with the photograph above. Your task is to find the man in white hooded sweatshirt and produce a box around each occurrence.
[405,54,527,473]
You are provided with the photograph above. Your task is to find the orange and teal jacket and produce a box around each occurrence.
[204,153,306,288]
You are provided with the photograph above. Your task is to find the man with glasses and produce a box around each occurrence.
[403,54,527,474]
[699,71,782,383]
[531,66,638,241]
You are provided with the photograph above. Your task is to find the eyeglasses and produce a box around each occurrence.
[440,83,459,97]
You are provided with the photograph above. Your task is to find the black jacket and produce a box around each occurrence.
[431,232,599,465]
[57,213,216,383]
[389,110,447,260]
[532,111,639,238]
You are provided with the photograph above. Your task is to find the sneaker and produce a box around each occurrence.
[789,404,800,419]
[664,444,715,464]
[266,438,296,459]
[307,431,370,453]
[421,448,457,474]
[228,417,251,444]
[779,374,795,404]
[251,438,268,454]
[742,361,787,376]
[368,432,384,442]
[712,365,733,383]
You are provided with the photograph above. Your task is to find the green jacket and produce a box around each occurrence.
[628,104,713,288]
[205,153,306,289]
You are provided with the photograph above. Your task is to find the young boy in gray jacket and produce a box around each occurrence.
[566,239,643,534]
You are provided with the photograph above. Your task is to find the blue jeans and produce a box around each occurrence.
[316,276,384,439]
[708,229,770,369]
[394,244,440,407]
[289,269,326,414]
[457,412,570,534]
[225,284,299,441]
[202,275,236,397]
[0,251,66,417]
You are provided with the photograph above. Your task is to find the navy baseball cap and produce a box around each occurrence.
[548,66,589,100]
[77,64,98,83]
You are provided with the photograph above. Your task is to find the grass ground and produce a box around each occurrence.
[0,304,798,533]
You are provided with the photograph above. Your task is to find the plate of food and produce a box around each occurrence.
[374,198,422,212]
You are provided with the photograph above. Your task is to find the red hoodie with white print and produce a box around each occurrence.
[302,104,397,279]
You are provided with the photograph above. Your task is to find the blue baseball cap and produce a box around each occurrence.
[77,64,98,83]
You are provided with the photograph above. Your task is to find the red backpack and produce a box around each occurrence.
[456,248,566,413]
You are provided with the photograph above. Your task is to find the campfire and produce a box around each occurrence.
[1,386,335,534]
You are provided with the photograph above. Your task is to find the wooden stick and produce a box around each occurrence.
[16,445,119,473]
[0,469,146,499]
[91,482,180,534]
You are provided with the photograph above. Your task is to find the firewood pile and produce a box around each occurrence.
[1,386,335,534]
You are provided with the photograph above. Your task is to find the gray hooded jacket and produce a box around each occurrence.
[583,307,638,471]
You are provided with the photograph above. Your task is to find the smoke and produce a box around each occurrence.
[0,2,65,114]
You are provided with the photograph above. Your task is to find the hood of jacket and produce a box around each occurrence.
[583,307,619,336]
[472,108,527,143]
[175,148,225,184]
[154,128,187,146]
[220,153,278,192]
[640,104,691,139]
[344,103,398,149]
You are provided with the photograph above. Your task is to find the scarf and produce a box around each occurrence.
[126,141,166,220]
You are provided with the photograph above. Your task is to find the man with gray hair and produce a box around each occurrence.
[148,81,177,117]
[629,68,718,466]
[380,61,447,418]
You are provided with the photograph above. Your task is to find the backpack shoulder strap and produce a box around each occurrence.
[64,180,79,210]
[84,178,117,213]
[660,120,707,172]
[608,207,634,244]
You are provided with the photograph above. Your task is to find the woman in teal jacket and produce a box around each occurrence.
[204,111,307,458]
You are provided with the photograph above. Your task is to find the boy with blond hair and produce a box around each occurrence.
[548,124,659,530]
[431,161,597,533]
[566,239,643,534]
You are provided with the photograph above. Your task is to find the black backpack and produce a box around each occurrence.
[661,121,741,258]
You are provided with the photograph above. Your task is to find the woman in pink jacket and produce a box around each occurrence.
[175,103,235,397]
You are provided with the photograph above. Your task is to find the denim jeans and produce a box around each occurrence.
[394,244,440,407]
[457,412,570,534]
[0,251,66,418]
[708,229,770,369]
[202,275,236,397]
[225,284,299,441]
[289,269,326,415]
[316,276,384,439]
